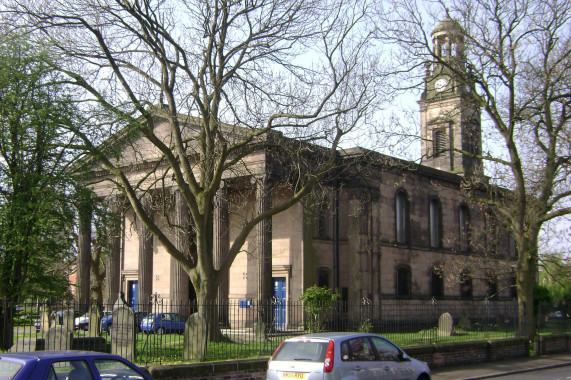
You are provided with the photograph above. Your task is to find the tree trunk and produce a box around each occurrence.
[196,289,226,342]
[517,236,538,342]
[0,301,14,350]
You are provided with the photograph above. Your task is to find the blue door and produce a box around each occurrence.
[127,280,138,311]
[272,277,286,329]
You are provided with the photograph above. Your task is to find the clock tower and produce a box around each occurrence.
[419,17,483,177]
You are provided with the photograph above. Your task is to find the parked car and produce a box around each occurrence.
[101,311,148,333]
[267,332,431,380]
[34,311,82,332]
[0,350,154,379]
[74,312,90,331]
[140,313,186,334]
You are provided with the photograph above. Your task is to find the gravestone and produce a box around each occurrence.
[40,307,50,336]
[254,320,266,340]
[183,312,207,360]
[437,312,453,337]
[45,326,72,350]
[87,305,100,337]
[62,310,75,332]
[49,311,59,328]
[111,296,136,361]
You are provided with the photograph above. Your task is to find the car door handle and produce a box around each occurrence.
[353,366,361,371]
[384,366,390,371]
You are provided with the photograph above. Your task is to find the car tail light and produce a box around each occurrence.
[323,340,334,373]
[267,341,284,369]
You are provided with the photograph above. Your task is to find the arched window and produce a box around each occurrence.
[317,267,330,288]
[431,268,444,298]
[429,198,442,248]
[395,190,409,244]
[458,204,471,252]
[487,276,498,300]
[396,265,411,296]
[460,269,472,299]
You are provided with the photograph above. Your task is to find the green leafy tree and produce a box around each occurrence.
[0,33,79,348]
[299,285,340,333]
[539,253,571,305]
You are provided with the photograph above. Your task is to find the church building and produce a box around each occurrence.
[81,17,518,328]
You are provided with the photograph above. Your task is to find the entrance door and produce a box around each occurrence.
[127,280,138,311]
[272,277,286,329]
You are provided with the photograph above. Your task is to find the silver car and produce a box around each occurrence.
[267,332,430,380]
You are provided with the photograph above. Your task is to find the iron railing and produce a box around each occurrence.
[2,298,569,364]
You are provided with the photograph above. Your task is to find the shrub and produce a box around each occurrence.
[299,286,339,333]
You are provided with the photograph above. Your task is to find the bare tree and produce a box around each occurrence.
[378,0,571,339]
[5,0,383,339]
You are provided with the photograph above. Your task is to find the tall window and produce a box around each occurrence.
[459,204,471,252]
[460,269,473,299]
[434,130,447,157]
[317,267,330,288]
[395,190,409,244]
[510,275,517,299]
[396,265,411,296]
[431,268,444,298]
[429,198,442,248]
[485,209,498,256]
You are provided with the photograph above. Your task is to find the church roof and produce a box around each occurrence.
[432,16,464,36]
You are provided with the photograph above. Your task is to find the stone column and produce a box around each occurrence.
[77,200,92,308]
[105,197,121,307]
[171,190,190,311]
[214,184,229,326]
[256,176,272,303]
[137,196,153,309]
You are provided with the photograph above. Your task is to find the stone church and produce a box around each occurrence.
[80,17,518,327]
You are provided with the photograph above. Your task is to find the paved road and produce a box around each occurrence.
[431,353,571,380]
[493,366,571,379]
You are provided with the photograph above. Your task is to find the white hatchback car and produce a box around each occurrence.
[267,332,430,380]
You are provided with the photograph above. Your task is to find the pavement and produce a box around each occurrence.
[431,352,571,379]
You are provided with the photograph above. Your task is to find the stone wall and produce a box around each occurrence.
[144,337,539,379]
[538,334,571,355]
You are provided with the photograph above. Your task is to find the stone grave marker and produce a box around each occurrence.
[437,312,453,337]
[62,310,75,332]
[40,307,50,336]
[111,296,135,361]
[87,305,100,337]
[183,312,207,360]
[254,320,266,340]
[45,326,72,350]
[49,311,59,328]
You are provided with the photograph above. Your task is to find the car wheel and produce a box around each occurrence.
[417,374,430,380]
[156,327,165,335]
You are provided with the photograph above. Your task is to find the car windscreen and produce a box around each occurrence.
[273,341,328,362]
[0,360,23,379]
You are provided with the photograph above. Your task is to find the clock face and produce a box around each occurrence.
[434,77,449,92]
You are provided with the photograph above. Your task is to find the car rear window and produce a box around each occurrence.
[0,360,22,379]
[273,341,328,362]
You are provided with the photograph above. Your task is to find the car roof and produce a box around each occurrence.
[283,332,382,341]
[0,351,123,361]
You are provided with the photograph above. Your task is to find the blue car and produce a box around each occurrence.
[0,350,154,379]
[101,311,148,333]
[140,313,186,334]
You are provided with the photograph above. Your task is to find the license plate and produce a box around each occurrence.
[281,372,306,379]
